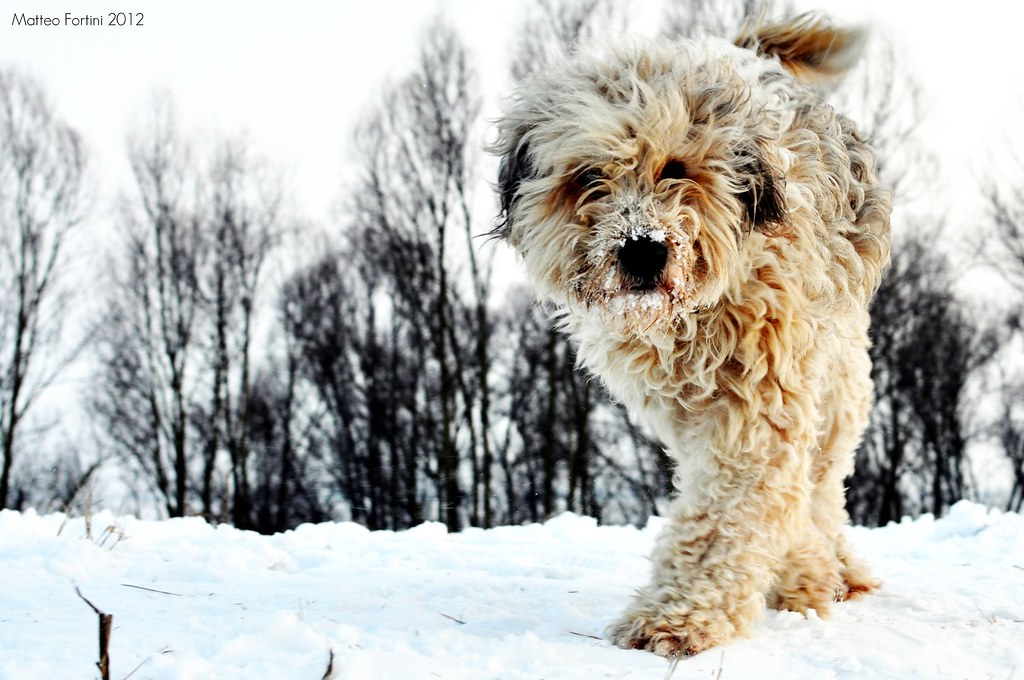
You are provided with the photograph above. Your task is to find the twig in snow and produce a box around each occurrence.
[75,587,112,680]
[321,649,335,680]
[568,630,602,641]
[438,612,466,625]
[120,583,183,597]
[121,656,151,679]
[98,522,128,550]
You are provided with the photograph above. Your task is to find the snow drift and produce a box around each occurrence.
[1,501,1021,679]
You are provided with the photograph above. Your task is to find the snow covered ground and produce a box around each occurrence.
[1,501,1022,680]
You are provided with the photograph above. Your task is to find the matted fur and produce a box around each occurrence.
[491,14,891,657]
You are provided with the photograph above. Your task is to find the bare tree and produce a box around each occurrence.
[281,253,374,526]
[341,17,486,531]
[93,96,205,517]
[493,297,594,522]
[246,359,328,533]
[93,94,290,524]
[0,68,89,508]
[983,119,1024,510]
[849,227,997,525]
[198,138,283,529]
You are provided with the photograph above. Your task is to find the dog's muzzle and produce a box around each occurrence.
[617,235,668,290]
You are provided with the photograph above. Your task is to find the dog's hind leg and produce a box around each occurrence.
[770,524,845,616]
[809,343,880,600]
[810,468,880,600]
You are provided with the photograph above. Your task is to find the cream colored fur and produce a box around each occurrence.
[491,15,891,657]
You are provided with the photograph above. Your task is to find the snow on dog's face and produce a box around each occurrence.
[491,15,863,335]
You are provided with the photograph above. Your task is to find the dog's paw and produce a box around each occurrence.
[839,569,880,601]
[608,606,735,658]
[772,563,844,618]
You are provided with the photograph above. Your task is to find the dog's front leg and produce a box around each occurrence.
[608,413,802,657]
[608,501,778,656]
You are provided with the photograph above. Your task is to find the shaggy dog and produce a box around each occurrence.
[490,15,892,657]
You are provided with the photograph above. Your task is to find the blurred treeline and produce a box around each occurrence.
[2,0,1023,532]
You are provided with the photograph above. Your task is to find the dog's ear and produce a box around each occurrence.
[738,150,787,232]
[492,130,534,241]
[735,14,865,88]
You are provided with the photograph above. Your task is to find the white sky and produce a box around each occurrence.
[2,0,1023,240]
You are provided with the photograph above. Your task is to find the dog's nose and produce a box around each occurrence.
[617,236,668,289]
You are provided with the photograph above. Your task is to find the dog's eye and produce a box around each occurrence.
[576,167,604,188]
[574,167,609,201]
[659,160,687,182]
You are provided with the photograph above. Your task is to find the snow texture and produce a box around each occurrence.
[1,501,1022,679]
